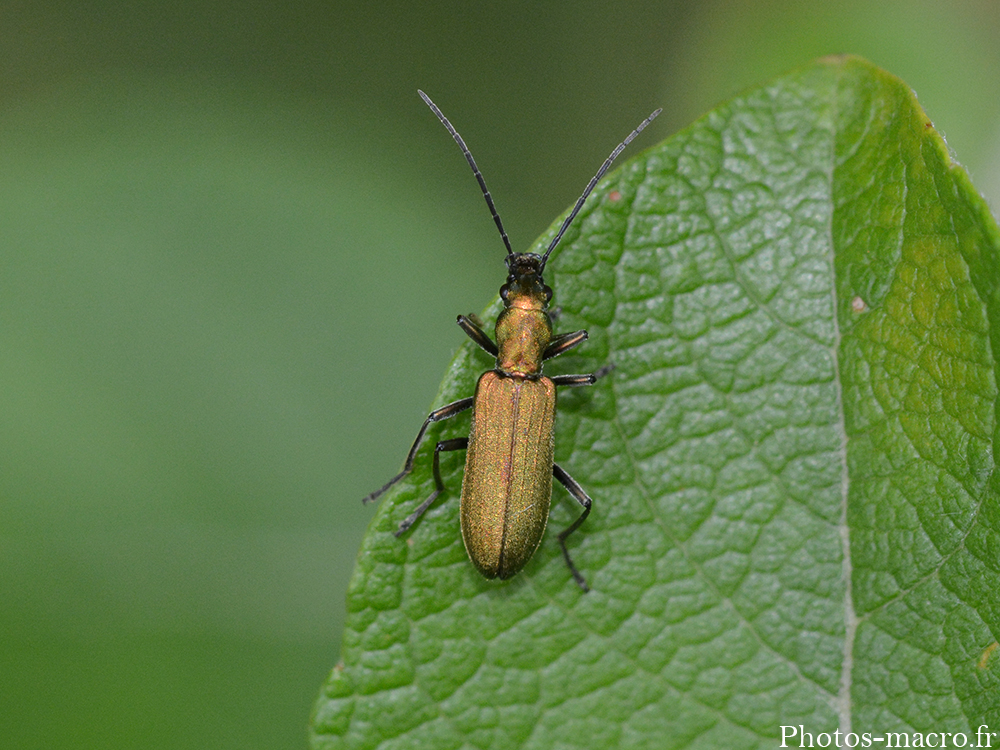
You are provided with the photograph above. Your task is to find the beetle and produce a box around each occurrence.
[362,91,660,591]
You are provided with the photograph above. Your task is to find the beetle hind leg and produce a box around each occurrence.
[394,437,469,537]
[552,463,593,592]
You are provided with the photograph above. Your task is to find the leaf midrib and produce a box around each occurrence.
[830,63,859,737]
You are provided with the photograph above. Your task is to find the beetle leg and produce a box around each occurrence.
[395,437,469,536]
[551,373,596,387]
[362,398,473,505]
[543,329,587,360]
[552,463,593,592]
[551,363,614,388]
[457,314,499,357]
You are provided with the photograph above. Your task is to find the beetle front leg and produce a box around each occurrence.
[552,463,593,592]
[457,314,498,357]
[362,397,473,505]
[395,437,469,536]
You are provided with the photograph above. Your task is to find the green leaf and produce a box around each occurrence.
[312,56,1000,748]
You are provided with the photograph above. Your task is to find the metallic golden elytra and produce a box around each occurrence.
[362,92,660,591]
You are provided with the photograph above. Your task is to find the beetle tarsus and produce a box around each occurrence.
[362,470,407,505]
[395,490,441,536]
[593,363,615,380]
[561,548,591,593]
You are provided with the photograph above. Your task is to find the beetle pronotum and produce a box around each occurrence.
[363,91,659,591]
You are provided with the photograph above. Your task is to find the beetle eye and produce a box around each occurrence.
[500,285,510,301]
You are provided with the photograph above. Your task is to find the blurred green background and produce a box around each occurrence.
[2,2,999,748]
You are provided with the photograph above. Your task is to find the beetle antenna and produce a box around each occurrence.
[418,90,514,258]
[540,107,661,268]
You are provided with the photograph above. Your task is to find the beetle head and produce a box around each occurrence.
[500,252,553,309]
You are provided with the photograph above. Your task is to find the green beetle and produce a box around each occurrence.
[362,91,659,590]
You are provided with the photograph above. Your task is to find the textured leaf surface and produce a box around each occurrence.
[312,57,1000,748]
